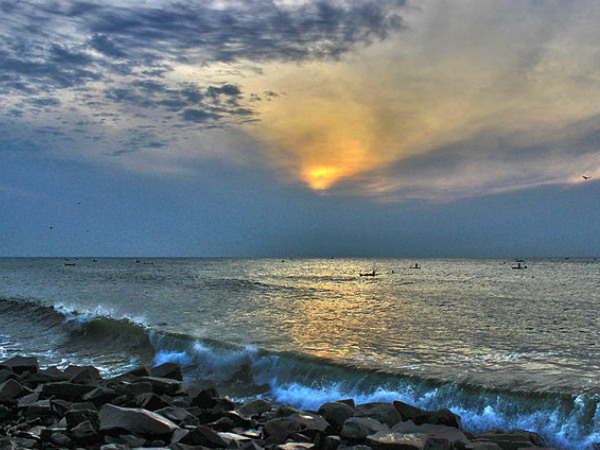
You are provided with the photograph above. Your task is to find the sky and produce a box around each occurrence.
[1,0,599,257]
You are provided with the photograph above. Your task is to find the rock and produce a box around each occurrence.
[355,402,402,427]
[65,408,99,430]
[137,376,182,395]
[0,356,38,375]
[66,365,102,384]
[115,381,154,398]
[0,380,23,402]
[176,424,228,447]
[99,403,179,436]
[474,429,545,450]
[264,412,330,438]
[150,362,183,381]
[236,398,272,418]
[340,417,389,441]
[392,420,470,447]
[465,442,503,450]
[82,385,118,406]
[119,433,147,447]
[318,402,355,429]
[20,399,53,417]
[393,401,461,429]
[218,431,256,449]
[366,431,437,450]
[135,392,171,411]
[190,387,219,409]
[278,443,316,450]
[39,366,69,381]
[40,381,96,402]
[337,399,356,409]
[154,406,199,426]
[71,419,101,443]
[0,438,13,450]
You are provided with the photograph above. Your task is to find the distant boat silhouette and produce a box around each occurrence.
[360,270,376,277]
[410,263,420,269]
[64,262,76,266]
[512,262,527,269]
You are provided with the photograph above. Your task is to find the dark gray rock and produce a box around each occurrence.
[218,431,257,449]
[135,392,171,411]
[0,356,38,375]
[392,420,470,447]
[474,429,545,450]
[265,412,330,438]
[176,424,228,447]
[318,402,355,429]
[393,401,461,429]
[464,442,503,450]
[236,398,272,418]
[137,376,182,395]
[355,402,402,427]
[155,406,199,426]
[366,431,436,450]
[65,408,99,430]
[115,381,154,398]
[340,417,389,441]
[70,419,101,443]
[66,365,102,384]
[82,385,118,406]
[99,403,179,436]
[0,380,23,402]
[190,387,219,409]
[40,381,96,402]
[278,443,316,450]
[39,366,69,381]
[150,362,183,381]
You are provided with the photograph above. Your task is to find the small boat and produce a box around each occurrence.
[410,263,420,269]
[512,262,527,269]
[359,270,376,277]
[64,262,76,266]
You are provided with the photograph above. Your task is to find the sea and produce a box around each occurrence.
[0,257,598,449]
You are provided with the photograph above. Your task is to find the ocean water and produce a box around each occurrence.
[0,257,598,449]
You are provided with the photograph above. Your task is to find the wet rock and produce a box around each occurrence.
[474,429,545,450]
[0,357,38,375]
[355,402,402,427]
[155,406,199,426]
[340,417,389,441]
[0,438,13,450]
[219,431,257,449]
[464,442,503,450]
[337,399,356,409]
[265,412,330,439]
[115,381,154,398]
[40,381,96,402]
[99,403,180,436]
[366,431,436,450]
[150,362,183,381]
[278,443,316,450]
[65,408,99,430]
[318,402,355,429]
[137,376,182,396]
[119,433,146,447]
[38,366,69,381]
[392,420,470,447]
[175,424,228,447]
[0,380,23,402]
[190,387,219,409]
[393,402,461,429]
[71,419,101,443]
[66,365,102,384]
[82,385,118,406]
[135,392,171,411]
[236,398,272,418]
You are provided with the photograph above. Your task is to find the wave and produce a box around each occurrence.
[0,296,598,449]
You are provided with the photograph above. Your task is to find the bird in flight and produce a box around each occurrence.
[582,175,591,180]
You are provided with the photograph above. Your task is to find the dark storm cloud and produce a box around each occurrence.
[89,34,127,58]
[181,109,221,123]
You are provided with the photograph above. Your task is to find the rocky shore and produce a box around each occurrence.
[0,355,560,450]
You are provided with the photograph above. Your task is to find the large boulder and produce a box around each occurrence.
[474,429,545,450]
[150,362,183,381]
[366,431,442,450]
[355,402,402,427]
[340,417,389,440]
[318,401,354,429]
[137,376,182,395]
[0,356,39,375]
[236,397,272,418]
[175,424,228,447]
[265,412,330,438]
[40,382,96,402]
[0,379,23,401]
[99,403,179,436]
[393,401,461,429]
[392,420,470,447]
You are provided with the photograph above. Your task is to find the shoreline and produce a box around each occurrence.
[0,355,561,450]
